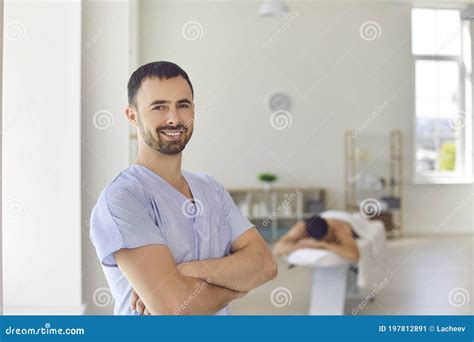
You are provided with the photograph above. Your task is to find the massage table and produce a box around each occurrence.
[286,212,387,315]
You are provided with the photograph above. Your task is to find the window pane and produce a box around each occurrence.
[438,139,456,171]
[438,63,459,103]
[416,117,436,135]
[415,61,437,101]
[437,118,455,137]
[415,58,461,173]
[412,8,461,56]
[416,137,437,172]
[415,60,460,118]
[416,136,459,173]
[416,117,455,138]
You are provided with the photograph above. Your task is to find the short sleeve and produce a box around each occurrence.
[208,176,254,243]
[89,184,166,267]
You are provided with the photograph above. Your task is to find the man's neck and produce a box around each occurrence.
[135,146,183,187]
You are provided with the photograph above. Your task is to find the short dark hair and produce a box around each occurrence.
[304,216,329,240]
[127,61,194,107]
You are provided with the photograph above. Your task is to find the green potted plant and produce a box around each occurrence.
[258,172,278,192]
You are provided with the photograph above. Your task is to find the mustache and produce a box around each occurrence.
[157,125,188,132]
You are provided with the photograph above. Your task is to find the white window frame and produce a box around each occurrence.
[412,8,473,184]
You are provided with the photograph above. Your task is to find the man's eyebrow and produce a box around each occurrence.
[176,99,192,105]
[148,99,169,107]
[148,99,192,107]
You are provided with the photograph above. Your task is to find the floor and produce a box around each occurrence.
[229,235,474,315]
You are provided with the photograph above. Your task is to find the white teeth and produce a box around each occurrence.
[162,131,181,136]
[160,128,186,138]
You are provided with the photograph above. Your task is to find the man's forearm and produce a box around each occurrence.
[152,276,243,315]
[178,245,277,292]
[145,275,245,315]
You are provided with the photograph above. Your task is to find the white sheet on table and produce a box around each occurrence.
[287,248,348,268]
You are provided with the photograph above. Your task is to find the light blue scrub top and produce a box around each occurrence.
[89,164,253,315]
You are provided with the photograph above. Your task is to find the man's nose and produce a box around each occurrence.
[165,105,181,126]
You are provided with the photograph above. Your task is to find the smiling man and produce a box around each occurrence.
[89,61,277,315]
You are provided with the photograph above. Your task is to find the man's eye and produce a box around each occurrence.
[179,104,190,108]
[153,106,165,111]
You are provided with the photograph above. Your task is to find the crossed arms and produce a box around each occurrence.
[115,227,278,315]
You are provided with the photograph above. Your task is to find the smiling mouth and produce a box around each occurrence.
[159,128,186,139]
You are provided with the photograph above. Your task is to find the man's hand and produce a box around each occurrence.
[176,262,197,279]
[295,220,306,230]
[273,221,307,256]
[130,289,151,315]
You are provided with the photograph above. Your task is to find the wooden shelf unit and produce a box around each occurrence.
[344,129,403,238]
[228,187,326,242]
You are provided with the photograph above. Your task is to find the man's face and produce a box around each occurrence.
[133,76,194,155]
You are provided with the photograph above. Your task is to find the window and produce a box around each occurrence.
[412,8,472,183]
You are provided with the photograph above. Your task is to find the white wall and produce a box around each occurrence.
[138,0,474,235]
[0,0,4,315]
[81,0,134,314]
[3,1,82,313]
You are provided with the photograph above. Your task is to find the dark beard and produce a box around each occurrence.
[138,119,192,155]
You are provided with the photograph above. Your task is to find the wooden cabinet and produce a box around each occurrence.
[228,187,326,243]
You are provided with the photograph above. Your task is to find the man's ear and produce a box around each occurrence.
[125,105,138,128]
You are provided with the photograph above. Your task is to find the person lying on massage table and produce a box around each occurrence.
[273,215,360,262]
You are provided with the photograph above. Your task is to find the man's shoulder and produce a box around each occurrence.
[98,167,149,206]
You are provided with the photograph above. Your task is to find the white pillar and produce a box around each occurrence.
[3,0,83,314]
